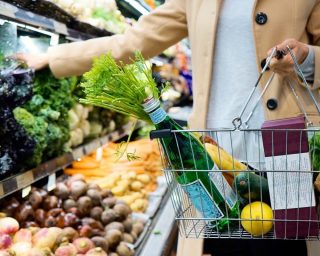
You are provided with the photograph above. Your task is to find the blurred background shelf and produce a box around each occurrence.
[0,120,144,200]
[0,0,114,41]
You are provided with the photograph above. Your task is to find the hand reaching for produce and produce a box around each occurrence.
[13,52,49,70]
[267,38,309,76]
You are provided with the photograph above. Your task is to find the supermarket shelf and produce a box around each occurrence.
[136,191,178,256]
[0,0,113,40]
[0,121,143,200]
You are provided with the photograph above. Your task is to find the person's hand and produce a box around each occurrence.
[267,38,309,76]
[13,52,49,70]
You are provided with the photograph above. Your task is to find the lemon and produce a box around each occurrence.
[241,201,273,236]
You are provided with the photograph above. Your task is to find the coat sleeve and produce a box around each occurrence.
[306,0,320,89]
[48,0,187,78]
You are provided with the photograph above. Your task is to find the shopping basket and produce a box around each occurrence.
[150,46,320,240]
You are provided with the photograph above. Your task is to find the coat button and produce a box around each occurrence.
[256,12,268,25]
[261,58,270,71]
[267,99,278,110]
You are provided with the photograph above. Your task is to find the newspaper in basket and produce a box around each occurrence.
[150,46,320,240]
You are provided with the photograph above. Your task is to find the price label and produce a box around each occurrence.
[85,140,100,154]
[22,186,31,198]
[72,147,83,160]
[47,173,56,191]
[17,171,33,189]
[53,21,68,35]
[0,183,4,197]
[96,147,103,161]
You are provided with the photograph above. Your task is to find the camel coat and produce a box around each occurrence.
[48,0,320,129]
[48,1,320,255]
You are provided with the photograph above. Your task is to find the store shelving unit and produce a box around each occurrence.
[0,0,113,41]
[0,1,178,254]
[0,121,143,200]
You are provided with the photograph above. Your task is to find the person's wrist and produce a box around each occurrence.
[299,43,309,64]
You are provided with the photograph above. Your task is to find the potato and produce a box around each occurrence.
[130,199,147,212]
[130,231,137,242]
[101,210,117,225]
[116,242,134,256]
[113,204,131,221]
[105,229,122,249]
[130,181,143,192]
[91,236,109,253]
[116,180,129,189]
[132,222,144,236]
[122,233,134,244]
[105,222,125,233]
[122,218,133,233]
[136,174,151,184]
[111,186,126,196]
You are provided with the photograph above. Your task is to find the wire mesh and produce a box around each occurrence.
[157,128,320,240]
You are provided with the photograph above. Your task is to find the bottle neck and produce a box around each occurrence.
[142,97,167,125]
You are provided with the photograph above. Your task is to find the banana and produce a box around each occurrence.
[205,142,247,174]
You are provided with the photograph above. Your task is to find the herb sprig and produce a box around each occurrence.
[80,52,159,123]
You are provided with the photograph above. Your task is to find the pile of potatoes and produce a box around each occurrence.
[0,175,146,256]
[93,171,150,213]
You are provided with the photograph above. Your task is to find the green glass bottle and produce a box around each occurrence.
[143,97,239,230]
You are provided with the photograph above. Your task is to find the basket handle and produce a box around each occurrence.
[286,46,320,116]
[232,46,319,129]
[232,47,277,129]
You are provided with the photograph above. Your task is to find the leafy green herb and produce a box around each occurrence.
[80,52,160,123]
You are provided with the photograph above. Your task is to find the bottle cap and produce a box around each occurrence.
[142,97,160,113]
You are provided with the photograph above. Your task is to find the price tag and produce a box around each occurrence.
[72,147,83,160]
[53,21,68,35]
[85,140,100,154]
[96,147,103,161]
[22,186,31,198]
[0,183,4,197]
[47,173,56,191]
[16,171,33,189]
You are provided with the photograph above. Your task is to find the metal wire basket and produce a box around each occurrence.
[154,127,320,240]
[151,46,320,240]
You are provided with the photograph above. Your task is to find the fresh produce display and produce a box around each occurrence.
[49,0,131,34]
[240,202,273,236]
[65,139,163,212]
[79,53,244,230]
[0,176,145,255]
[0,217,133,255]
[87,107,128,140]
[13,69,77,167]
[68,103,92,147]
[0,63,37,178]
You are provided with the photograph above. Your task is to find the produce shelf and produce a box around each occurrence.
[0,121,143,200]
[0,0,113,41]
[135,191,178,256]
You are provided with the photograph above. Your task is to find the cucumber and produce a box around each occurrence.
[233,172,270,204]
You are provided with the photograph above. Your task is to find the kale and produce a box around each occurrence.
[0,106,36,178]
[0,68,34,108]
[13,107,48,167]
[23,69,76,160]
[0,65,36,177]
